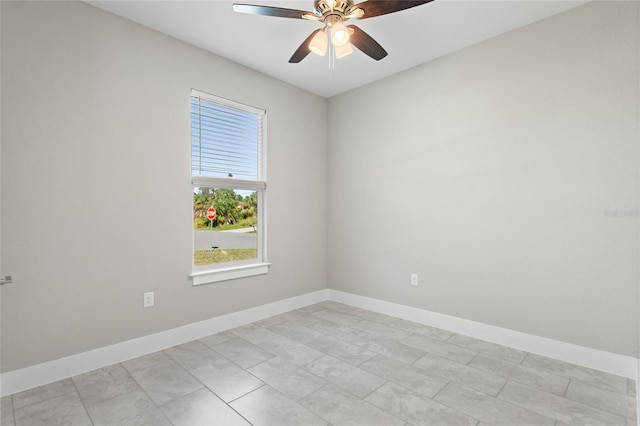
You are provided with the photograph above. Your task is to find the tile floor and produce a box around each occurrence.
[1,301,637,426]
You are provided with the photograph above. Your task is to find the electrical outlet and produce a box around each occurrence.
[411,274,419,286]
[143,292,154,308]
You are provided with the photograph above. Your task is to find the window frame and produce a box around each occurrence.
[189,90,269,285]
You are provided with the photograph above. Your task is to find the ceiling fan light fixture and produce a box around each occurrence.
[233,0,432,64]
[334,42,353,59]
[309,29,328,56]
[331,21,350,47]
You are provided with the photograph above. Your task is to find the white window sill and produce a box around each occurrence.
[190,262,271,286]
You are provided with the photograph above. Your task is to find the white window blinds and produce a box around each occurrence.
[191,90,265,181]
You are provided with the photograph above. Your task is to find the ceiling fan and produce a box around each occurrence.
[233,0,433,63]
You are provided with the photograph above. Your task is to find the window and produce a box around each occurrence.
[190,89,268,285]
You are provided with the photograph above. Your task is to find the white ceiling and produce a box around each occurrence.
[87,0,588,98]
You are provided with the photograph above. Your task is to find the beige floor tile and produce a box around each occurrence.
[306,334,377,366]
[86,389,170,426]
[365,381,477,426]
[210,336,275,369]
[258,335,325,366]
[14,392,92,426]
[446,334,527,363]
[189,357,265,402]
[414,353,506,396]
[468,353,569,396]
[522,353,628,394]
[360,354,449,398]
[5,303,635,426]
[403,333,478,364]
[268,321,326,344]
[1,396,15,426]
[300,384,404,426]
[389,319,453,341]
[304,355,386,398]
[199,331,236,347]
[130,360,203,405]
[359,335,427,365]
[434,382,555,426]
[12,379,77,410]
[229,323,281,345]
[565,380,636,419]
[498,381,626,425]
[73,364,139,407]
[351,319,412,340]
[231,385,328,426]
[347,308,400,325]
[164,340,223,370]
[248,357,326,400]
[310,308,362,325]
[160,388,249,426]
[121,351,172,373]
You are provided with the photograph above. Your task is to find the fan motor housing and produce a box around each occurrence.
[314,0,353,17]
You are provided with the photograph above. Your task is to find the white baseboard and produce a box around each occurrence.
[637,359,640,426]
[2,287,636,399]
[0,289,328,397]
[328,289,638,380]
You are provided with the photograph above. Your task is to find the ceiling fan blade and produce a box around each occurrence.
[289,29,322,63]
[354,1,433,19]
[347,25,387,61]
[233,3,311,19]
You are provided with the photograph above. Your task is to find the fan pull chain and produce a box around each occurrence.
[329,32,335,72]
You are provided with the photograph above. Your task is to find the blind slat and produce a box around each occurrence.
[191,92,264,181]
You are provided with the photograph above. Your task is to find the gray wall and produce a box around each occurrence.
[1,1,328,372]
[328,1,639,357]
[0,0,3,375]
[1,0,638,374]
